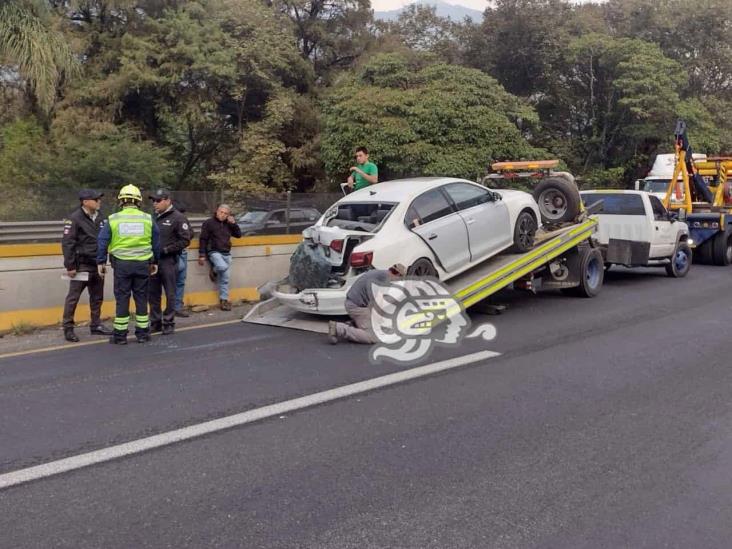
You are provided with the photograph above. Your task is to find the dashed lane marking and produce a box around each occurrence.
[0,319,242,361]
[0,349,500,490]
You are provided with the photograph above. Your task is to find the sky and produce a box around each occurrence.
[372,0,601,13]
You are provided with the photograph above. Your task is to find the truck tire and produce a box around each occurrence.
[693,240,713,264]
[712,229,732,266]
[533,177,582,224]
[665,241,692,277]
[561,247,604,298]
[510,210,537,252]
[408,258,438,278]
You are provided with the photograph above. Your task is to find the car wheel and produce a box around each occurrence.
[510,210,537,253]
[712,229,732,266]
[666,241,692,278]
[533,177,581,224]
[561,247,603,298]
[407,258,438,279]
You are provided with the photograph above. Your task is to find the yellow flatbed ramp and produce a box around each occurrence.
[243,217,599,333]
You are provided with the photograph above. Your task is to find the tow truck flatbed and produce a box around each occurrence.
[243,217,600,333]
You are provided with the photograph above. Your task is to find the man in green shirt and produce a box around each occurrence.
[347,146,378,191]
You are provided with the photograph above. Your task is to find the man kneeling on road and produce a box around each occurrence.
[328,263,406,345]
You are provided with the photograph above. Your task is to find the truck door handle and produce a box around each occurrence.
[465,218,476,225]
[428,233,438,240]
[656,226,659,230]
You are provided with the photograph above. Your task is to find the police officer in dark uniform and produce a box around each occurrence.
[148,189,192,335]
[61,189,113,342]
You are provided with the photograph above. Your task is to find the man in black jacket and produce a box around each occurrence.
[197,204,242,310]
[148,189,192,334]
[61,189,113,342]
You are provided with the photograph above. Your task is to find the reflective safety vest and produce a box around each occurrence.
[108,207,153,261]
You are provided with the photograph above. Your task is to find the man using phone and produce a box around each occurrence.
[198,204,242,311]
[346,146,378,192]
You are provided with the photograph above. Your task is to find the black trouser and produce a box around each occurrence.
[112,258,150,336]
[62,267,104,329]
[149,255,178,327]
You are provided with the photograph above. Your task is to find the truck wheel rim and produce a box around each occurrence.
[538,189,568,220]
[586,256,601,288]
[674,249,689,271]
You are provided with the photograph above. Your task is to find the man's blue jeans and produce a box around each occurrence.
[175,249,188,311]
[208,251,232,301]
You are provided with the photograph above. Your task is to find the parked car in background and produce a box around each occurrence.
[580,190,691,277]
[237,207,321,236]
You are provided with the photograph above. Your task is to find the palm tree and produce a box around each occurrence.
[0,0,78,113]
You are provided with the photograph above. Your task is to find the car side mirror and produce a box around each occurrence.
[668,211,678,223]
[491,192,502,201]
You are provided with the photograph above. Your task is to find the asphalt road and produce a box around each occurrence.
[2,264,732,548]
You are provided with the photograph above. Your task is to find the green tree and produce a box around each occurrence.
[273,0,374,81]
[376,4,472,64]
[321,53,543,183]
[0,0,78,113]
[464,0,578,97]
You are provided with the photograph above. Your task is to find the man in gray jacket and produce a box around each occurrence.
[328,263,406,344]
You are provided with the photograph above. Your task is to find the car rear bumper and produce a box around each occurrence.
[273,287,348,316]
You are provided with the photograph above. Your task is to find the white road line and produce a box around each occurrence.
[0,349,500,490]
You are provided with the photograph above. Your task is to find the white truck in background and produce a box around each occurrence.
[634,153,707,201]
[580,190,691,278]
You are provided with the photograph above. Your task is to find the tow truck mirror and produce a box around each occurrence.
[678,208,687,222]
[634,180,642,191]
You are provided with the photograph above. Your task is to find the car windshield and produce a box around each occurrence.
[643,180,670,193]
[238,211,268,223]
[581,193,645,215]
[325,202,396,232]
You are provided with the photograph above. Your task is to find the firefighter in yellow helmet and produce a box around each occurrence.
[96,184,161,344]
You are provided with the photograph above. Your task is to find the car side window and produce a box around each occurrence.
[305,209,319,221]
[289,210,305,222]
[410,189,455,225]
[269,211,286,223]
[443,183,491,211]
[649,196,667,221]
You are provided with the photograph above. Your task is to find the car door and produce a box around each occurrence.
[649,195,675,258]
[442,182,511,261]
[408,188,470,272]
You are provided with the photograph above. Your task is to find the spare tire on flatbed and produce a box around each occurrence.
[533,176,582,224]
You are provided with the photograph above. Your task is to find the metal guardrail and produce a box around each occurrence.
[0,217,208,244]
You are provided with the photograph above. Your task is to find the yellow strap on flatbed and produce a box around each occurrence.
[454,218,598,309]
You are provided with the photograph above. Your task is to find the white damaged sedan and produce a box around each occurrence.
[273,177,541,315]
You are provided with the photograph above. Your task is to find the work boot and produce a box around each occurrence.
[175,309,190,318]
[136,331,150,343]
[162,324,174,336]
[109,331,128,345]
[64,328,80,343]
[328,321,338,345]
[90,324,113,336]
[150,322,163,334]
[220,299,232,311]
